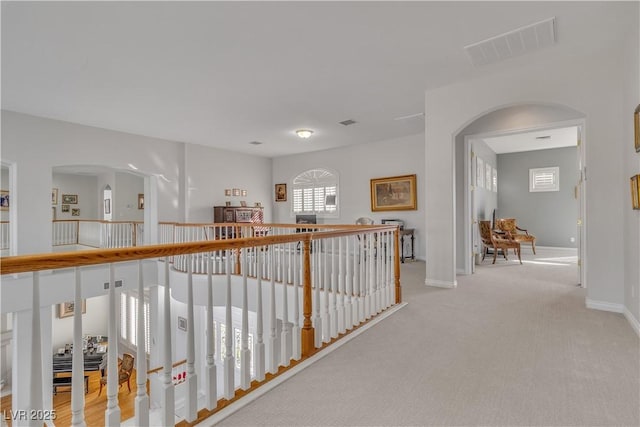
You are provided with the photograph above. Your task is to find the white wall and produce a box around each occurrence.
[272,133,426,260]
[114,171,144,221]
[425,43,630,306]
[51,295,109,351]
[52,172,99,220]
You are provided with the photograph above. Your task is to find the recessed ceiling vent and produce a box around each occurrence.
[465,17,556,67]
[535,135,551,140]
[249,141,263,145]
[339,119,357,126]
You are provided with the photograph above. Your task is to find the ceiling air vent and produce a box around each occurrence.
[464,17,556,67]
[339,119,357,126]
[249,141,263,145]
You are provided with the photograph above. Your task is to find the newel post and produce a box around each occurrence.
[301,238,315,357]
[394,228,402,303]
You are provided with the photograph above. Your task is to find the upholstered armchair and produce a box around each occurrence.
[495,218,536,254]
[479,220,522,264]
[98,353,134,396]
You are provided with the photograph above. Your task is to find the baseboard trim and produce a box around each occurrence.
[534,246,577,251]
[585,298,624,313]
[425,278,457,288]
[623,307,640,337]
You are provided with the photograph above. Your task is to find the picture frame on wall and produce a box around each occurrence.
[52,188,58,205]
[370,174,417,212]
[635,104,640,153]
[492,168,498,192]
[138,193,144,209]
[62,194,78,204]
[631,175,640,209]
[58,300,86,318]
[104,198,111,214]
[485,165,492,190]
[0,190,8,211]
[476,158,484,189]
[71,208,80,216]
[275,183,287,202]
[62,204,70,212]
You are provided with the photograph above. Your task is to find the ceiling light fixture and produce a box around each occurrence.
[127,163,138,170]
[296,129,314,139]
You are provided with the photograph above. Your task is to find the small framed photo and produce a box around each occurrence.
[275,183,287,202]
[232,188,241,197]
[138,193,144,209]
[62,194,78,204]
[635,104,640,153]
[241,189,247,197]
[178,316,187,331]
[71,208,80,216]
[58,300,86,318]
[62,204,70,212]
[224,189,232,197]
[52,188,58,205]
[631,175,640,209]
[0,190,9,211]
[104,199,111,214]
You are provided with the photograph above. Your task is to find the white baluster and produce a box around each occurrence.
[240,250,251,389]
[135,261,149,426]
[375,232,381,314]
[358,234,366,323]
[205,254,217,410]
[185,255,197,422]
[255,247,266,381]
[313,241,322,347]
[105,264,121,426]
[29,272,43,427]
[281,243,291,367]
[71,268,86,426]
[161,258,175,427]
[291,243,301,361]
[268,247,278,373]
[386,232,391,308]
[345,236,353,330]
[322,240,330,344]
[330,237,338,339]
[366,233,374,319]
[337,236,345,334]
[223,251,235,399]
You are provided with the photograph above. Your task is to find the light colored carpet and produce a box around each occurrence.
[216,248,640,426]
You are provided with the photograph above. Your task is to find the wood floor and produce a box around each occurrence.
[1,369,141,426]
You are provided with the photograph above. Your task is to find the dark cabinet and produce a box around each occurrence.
[213,206,264,223]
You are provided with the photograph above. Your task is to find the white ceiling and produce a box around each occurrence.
[1,2,633,158]
[481,126,578,154]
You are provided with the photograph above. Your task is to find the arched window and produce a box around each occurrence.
[292,168,338,216]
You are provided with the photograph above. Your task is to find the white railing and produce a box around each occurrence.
[0,224,401,426]
[52,220,78,246]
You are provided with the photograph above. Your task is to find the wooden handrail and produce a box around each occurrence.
[0,225,398,275]
[147,358,187,375]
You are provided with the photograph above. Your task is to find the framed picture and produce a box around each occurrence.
[240,200,247,207]
[235,209,253,222]
[476,157,484,189]
[62,194,78,204]
[178,316,187,331]
[370,174,417,212]
[485,164,492,190]
[138,193,144,209]
[241,189,247,197]
[104,198,111,214]
[58,300,86,318]
[224,189,232,197]
[71,208,80,216]
[61,204,70,212]
[275,183,287,202]
[232,188,241,197]
[631,175,640,210]
[492,168,498,192]
[635,104,640,153]
[52,188,58,205]
[0,190,8,211]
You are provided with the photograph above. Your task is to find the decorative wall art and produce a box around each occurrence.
[138,193,144,209]
[370,174,417,212]
[58,300,86,318]
[71,208,80,216]
[635,104,639,153]
[476,158,484,189]
[631,175,640,210]
[52,188,58,205]
[0,190,8,211]
[492,168,498,192]
[275,183,287,202]
[62,194,78,204]
[485,165,492,190]
[104,199,111,214]
[62,204,70,212]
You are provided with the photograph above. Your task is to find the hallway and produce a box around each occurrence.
[216,249,639,426]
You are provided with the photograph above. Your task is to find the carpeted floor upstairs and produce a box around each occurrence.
[216,248,639,427]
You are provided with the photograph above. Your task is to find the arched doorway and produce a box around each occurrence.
[453,104,586,287]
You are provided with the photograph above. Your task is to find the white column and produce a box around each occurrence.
[185,255,197,422]
[205,254,217,410]
[105,264,121,426]
[337,236,345,334]
[329,237,338,339]
[135,261,150,426]
[255,247,266,381]
[280,243,291,367]
[223,251,235,399]
[160,258,175,427]
[359,235,366,323]
[29,272,43,427]
[313,242,322,347]
[322,240,330,344]
[291,244,301,361]
[344,236,353,330]
[71,268,86,426]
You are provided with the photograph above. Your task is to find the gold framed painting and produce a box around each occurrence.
[275,183,287,202]
[0,190,8,211]
[631,175,640,210]
[58,300,87,318]
[370,174,417,212]
[635,104,640,153]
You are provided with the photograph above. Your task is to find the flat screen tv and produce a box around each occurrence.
[295,214,317,224]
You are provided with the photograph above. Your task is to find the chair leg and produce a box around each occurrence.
[98,381,103,396]
[482,247,486,261]
[127,377,131,392]
[492,247,497,264]
[531,241,536,254]
[518,246,522,264]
